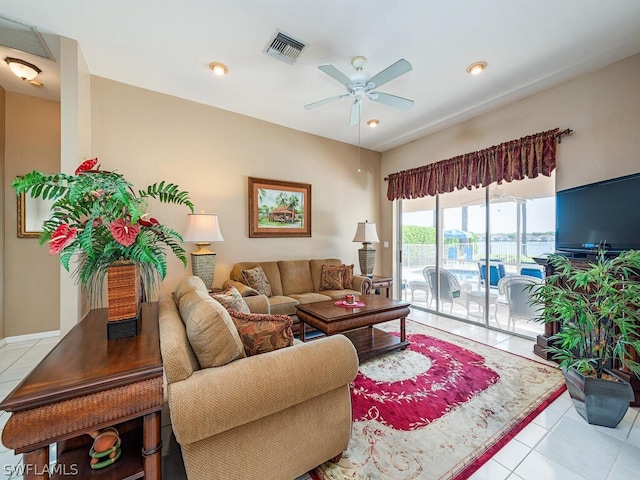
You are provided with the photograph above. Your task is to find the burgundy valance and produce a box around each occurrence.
[386,128,560,201]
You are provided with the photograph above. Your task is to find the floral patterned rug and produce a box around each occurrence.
[311,320,565,480]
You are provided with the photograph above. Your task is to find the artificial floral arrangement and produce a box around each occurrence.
[530,248,640,379]
[12,158,194,304]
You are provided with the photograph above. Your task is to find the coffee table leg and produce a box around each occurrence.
[299,321,306,342]
[400,317,406,343]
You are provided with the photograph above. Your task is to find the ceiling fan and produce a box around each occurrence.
[304,56,414,126]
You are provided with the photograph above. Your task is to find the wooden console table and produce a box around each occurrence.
[0,303,163,480]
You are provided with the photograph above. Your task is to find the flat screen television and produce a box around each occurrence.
[556,172,640,255]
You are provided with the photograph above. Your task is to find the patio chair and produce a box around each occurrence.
[423,266,469,313]
[477,260,506,289]
[497,275,543,330]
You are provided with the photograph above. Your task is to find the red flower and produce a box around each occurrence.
[75,158,98,175]
[138,217,160,227]
[109,218,140,246]
[49,224,78,255]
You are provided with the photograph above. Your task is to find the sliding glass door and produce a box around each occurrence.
[399,173,555,338]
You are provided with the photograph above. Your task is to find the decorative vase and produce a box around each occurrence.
[563,366,634,428]
[106,262,141,340]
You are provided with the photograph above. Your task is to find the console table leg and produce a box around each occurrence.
[400,317,406,343]
[142,412,162,480]
[22,448,49,480]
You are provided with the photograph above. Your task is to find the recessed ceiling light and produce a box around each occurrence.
[466,61,487,75]
[367,119,380,128]
[209,62,228,76]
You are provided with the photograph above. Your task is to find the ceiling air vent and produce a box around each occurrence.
[264,31,306,64]
[0,16,55,60]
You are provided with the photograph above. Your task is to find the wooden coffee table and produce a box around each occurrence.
[296,296,411,361]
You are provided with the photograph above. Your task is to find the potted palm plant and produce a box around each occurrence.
[531,248,640,427]
[13,158,194,337]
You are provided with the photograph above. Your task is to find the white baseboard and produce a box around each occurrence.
[4,330,61,345]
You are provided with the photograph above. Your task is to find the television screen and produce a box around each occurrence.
[556,172,640,254]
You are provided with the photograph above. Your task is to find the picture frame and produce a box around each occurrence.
[248,177,311,238]
[17,192,53,238]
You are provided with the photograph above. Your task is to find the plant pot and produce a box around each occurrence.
[563,366,634,428]
[106,262,141,340]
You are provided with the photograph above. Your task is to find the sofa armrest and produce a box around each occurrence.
[353,275,372,295]
[223,279,260,297]
[168,335,359,446]
[243,294,270,314]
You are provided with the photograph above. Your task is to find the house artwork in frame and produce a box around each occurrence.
[248,177,311,238]
[17,192,54,238]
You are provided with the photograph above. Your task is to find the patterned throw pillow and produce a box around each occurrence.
[210,285,250,314]
[341,264,355,289]
[320,264,344,290]
[241,265,273,297]
[227,310,294,356]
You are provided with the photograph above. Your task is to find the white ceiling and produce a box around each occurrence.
[2,1,640,152]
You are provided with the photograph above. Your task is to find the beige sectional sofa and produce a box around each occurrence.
[224,258,372,317]
[158,276,359,480]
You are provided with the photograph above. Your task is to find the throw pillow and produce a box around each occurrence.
[210,285,250,314]
[320,264,343,290]
[227,310,294,356]
[241,265,273,297]
[341,263,355,289]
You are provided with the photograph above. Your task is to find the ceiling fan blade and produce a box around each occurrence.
[369,91,414,110]
[318,64,352,86]
[304,93,351,110]
[368,59,412,89]
[349,99,363,126]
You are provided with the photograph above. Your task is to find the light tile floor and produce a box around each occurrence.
[0,309,638,479]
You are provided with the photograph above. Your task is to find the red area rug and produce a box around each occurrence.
[311,320,565,479]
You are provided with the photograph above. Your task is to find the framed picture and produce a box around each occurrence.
[17,193,53,238]
[248,177,311,238]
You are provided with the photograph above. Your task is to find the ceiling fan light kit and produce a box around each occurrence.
[305,56,414,126]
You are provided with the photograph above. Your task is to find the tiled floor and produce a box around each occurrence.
[0,309,639,479]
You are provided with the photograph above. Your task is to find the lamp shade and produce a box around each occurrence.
[352,221,379,244]
[183,213,224,243]
[5,57,41,81]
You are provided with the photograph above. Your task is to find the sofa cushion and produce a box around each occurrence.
[228,310,294,356]
[242,265,273,297]
[310,259,342,292]
[314,289,361,300]
[279,260,314,295]
[179,290,246,368]
[174,276,209,304]
[231,262,284,296]
[287,292,332,304]
[266,295,299,316]
[210,285,250,314]
[320,264,344,290]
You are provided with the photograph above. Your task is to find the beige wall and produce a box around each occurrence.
[90,77,382,295]
[0,86,5,340]
[3,93,61,337]
[380,53,640,277]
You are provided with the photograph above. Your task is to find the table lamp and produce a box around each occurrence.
[352,220,379,277]
[183,213,224,289]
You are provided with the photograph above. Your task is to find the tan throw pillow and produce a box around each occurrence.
[242,265,273,297]
[320,264,344,290]
[210,285,250,314]
[341,264,355,289]
[179,290,246,368]
[227,310,294,356]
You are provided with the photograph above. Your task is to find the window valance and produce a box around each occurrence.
[386,128,562,201]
